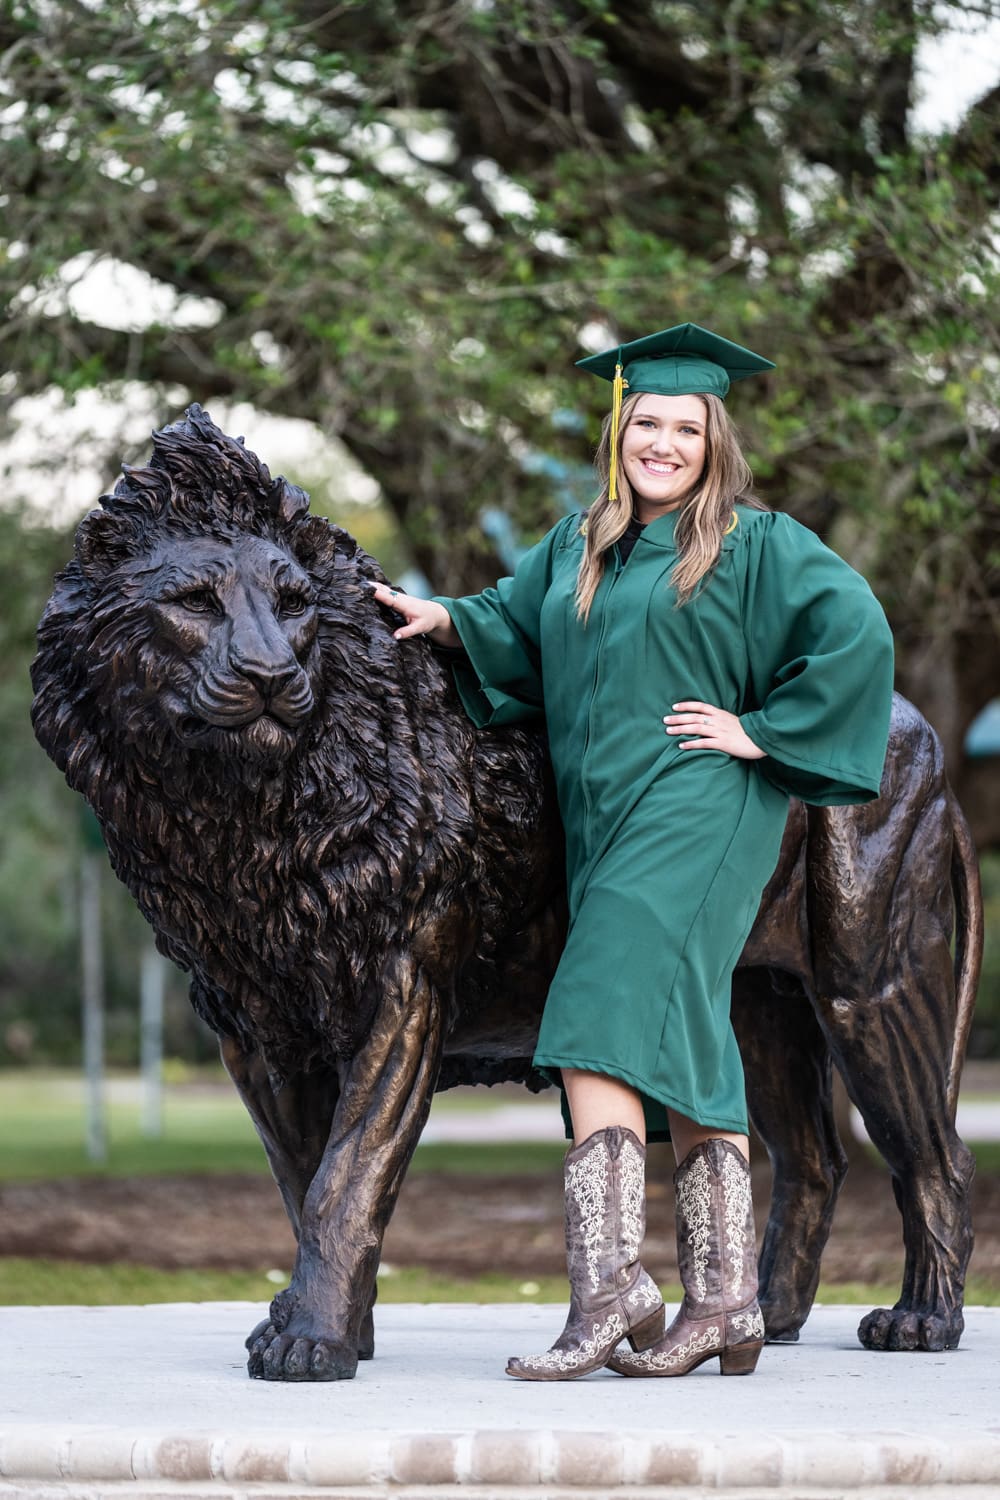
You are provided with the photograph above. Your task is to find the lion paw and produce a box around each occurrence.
[244,1284,373,1379]
[245,1298,374,1365]
[247,1324,360,1381]
[857,1305,964,1352]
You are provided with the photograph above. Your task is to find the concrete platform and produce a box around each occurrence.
[1,1303,998,1497]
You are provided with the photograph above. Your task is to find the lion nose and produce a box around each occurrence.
[234,661,300,698]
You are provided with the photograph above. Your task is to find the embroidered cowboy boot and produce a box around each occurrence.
[506,1125,665,1381]
[608,1137,764,1377]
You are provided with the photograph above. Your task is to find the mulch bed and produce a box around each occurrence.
[2,1149,997,1287]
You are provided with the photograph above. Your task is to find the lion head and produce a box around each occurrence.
[33,406,351,782]
[134,528,319,764]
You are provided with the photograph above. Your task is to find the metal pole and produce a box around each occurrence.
[140,944,165,1138]
[79,846,107,1163]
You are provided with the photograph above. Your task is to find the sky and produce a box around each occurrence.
[914,14,1000,131]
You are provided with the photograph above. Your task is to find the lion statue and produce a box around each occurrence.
[31,406,980,1381]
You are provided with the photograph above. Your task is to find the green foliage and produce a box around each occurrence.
[974,853,1000,1057]
[3,0,998,593]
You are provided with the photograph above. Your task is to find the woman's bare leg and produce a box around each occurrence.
[667,1107,748,1165]
[562,1068,646,1144]
[561,1077,747,1162]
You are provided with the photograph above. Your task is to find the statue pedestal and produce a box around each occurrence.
[1,1303,998,1497]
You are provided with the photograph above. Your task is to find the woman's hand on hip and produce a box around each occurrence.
[663,701,766,760]
[368,583,460,647]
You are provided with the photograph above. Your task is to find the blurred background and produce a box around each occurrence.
[1,0,999,1305]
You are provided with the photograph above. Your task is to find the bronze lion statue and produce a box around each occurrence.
[31,407,980,1381]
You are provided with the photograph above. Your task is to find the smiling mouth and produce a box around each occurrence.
[641,460,680,475]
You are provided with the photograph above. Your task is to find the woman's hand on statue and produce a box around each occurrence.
[663,701,766,760]
[369,582,461,647]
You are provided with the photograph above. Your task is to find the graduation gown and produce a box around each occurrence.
[434,505,894,1139]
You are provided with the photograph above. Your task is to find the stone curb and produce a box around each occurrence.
[2,1425,999,1493]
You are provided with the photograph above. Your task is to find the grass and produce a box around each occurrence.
[0,1259,574,1306]
[0,1071,266,1180]
[411,1142,566,1175]
[966,1141,1000,1173]
[0,1071,568,1181]
[2,1259,998,1309]
[4,1069,998,1181]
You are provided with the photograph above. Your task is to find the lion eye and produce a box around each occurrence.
[278,592,310,616]
[176,589,221,615]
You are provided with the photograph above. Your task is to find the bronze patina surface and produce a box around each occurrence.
[31,407,980,1380]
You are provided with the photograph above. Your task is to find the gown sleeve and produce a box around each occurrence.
[737,511,894,805]
[431,514,575,728]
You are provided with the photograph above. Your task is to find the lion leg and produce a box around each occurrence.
[219,1039,377,1363]
[732,968,846,1343]
[805,771,977,1353]
[248,952,445,1382]
[816,987,975,1353]
[220,1037,340,1236]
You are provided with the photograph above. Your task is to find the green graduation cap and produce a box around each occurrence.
[576,322,775,501]
[577,321,774,401]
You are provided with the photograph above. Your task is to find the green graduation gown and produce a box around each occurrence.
[434,505,894,1139]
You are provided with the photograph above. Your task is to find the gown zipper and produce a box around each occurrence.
[581,549,623,833]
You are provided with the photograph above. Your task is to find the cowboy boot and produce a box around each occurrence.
[506,1125,665,1381]
[608,1138,764,1377]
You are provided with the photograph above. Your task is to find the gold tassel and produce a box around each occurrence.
[608,358,627,504]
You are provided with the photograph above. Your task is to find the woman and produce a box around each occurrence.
[370,322,894,1381]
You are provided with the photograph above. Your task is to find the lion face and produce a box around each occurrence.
[138,531,320,763]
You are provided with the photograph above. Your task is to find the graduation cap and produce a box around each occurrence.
[576,322,774,502]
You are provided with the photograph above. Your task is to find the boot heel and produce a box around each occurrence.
[720,1341,762,1376]
[627,1306,665,1352]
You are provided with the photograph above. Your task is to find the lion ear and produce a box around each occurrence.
[75,509,130,577]
[270,477,310,524]
[294,515,335,565]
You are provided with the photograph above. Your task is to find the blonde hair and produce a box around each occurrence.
[575,392,766,621]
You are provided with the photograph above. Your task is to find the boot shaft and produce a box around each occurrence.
[563,1126,646,1306]
[674,1138,757,1315]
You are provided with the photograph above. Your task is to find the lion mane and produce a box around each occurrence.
[31,406,555,1082]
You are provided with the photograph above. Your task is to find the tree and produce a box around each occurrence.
[2,0,999,834]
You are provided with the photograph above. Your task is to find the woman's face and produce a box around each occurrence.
[620,394,707,521]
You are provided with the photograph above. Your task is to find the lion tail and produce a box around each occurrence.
[947,789,984,1120]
